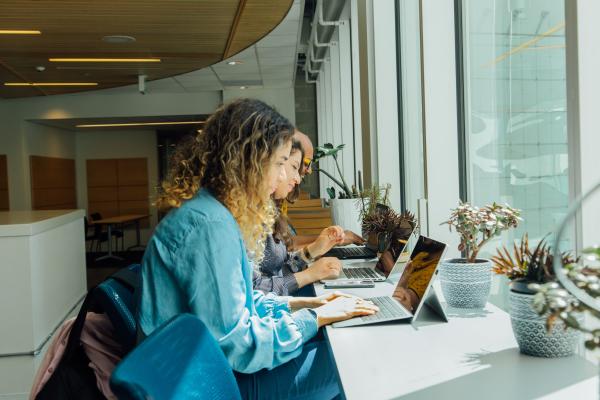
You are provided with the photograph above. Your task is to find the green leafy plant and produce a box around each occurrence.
[313,143,354,199]
[532,246,600,350]
[442,201,522,263]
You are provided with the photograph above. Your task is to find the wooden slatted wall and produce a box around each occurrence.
[87,158,149,226]
[30,155,76,210]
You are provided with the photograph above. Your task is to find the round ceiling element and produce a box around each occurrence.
[102,35,136,44]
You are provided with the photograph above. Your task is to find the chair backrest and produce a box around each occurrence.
[94,264,140,352]
[90,212,102,221]
[110,314,241,400]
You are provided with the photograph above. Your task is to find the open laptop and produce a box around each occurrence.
[333,235,447,327]
[322,227,416,283]
[323,203,391,260]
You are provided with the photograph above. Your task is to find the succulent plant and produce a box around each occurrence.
[442,201,522,263]
[492,234,576,294]
[362,208,417,239]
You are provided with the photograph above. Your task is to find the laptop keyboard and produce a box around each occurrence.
[361,296,410,321]
[343,267,382,280]
[328,246,375,258]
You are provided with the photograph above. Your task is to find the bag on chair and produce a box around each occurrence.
[35,267,139,400]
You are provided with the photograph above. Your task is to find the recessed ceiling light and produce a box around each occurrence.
[76,121,205,128]
[0,30,41,35]
[4,82,98,87]
[49,58,161,63]
[102,35,136,44]
[239,86,247,90]
[227,60,243,66]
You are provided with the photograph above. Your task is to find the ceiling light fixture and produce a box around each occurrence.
[76,121,205,128]
[49,58,161,63]
[227,60,243,65]
[0,30,41,35]
[4,82,98,87]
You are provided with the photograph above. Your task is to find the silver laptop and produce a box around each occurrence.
[333,235,447,327]
[322,227,416,283]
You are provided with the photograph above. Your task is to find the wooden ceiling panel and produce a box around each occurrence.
[0,0,293,98]
[226,0,295,58]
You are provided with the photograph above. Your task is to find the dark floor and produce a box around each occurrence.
[86,250,144,288]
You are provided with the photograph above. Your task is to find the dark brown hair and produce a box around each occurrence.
[273,140,304,248]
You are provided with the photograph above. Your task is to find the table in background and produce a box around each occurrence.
[315,260,598,399]
[91,214,149,261]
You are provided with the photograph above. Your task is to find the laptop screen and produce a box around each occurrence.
[391,236,446,314]
[373,228,415,277]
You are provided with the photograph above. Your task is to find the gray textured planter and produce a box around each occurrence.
[439,259,491,308]
[509,290,581,357]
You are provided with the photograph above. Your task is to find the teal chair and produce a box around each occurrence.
[110,314,241,400]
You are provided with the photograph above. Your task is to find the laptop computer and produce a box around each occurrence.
[332,235,447,327]
[323,203,391,260]
[322,227,416,283]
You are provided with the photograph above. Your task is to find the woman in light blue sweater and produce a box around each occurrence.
[138,99,377,399]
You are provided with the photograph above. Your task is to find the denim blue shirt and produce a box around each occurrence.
[138,189,318,373]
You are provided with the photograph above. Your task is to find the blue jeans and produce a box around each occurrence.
[235,336,341,400]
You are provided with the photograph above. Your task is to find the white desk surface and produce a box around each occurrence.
[315,260,598,400]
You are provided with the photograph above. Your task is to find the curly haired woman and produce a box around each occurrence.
[138,98,377,399]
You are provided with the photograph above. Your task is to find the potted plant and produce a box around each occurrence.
[532,245,600,350]
[492,235,581,357]
[440,202,522,308]
[362,207,417,251]
[314,143,388,234]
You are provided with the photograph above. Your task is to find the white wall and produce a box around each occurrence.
[223,87,296,124]
[0,90,222,212]
[75,130,159,248]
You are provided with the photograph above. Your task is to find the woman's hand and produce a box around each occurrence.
[307,257,342,280]
[289,291,353,310]
[295,257,342,287]
[314,296,379,327]
[307,226,345,257]
[340,230,366,246]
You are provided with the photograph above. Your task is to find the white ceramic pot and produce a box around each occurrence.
[330,198,363,234]
[509,289,581,357]
[439,258,492,309]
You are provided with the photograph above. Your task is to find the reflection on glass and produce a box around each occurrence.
[374,226,417,278]
[462,0,568,311]
[462,0,568,249]
[391,237,446,313]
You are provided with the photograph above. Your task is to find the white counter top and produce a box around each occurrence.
[0,209,85,237]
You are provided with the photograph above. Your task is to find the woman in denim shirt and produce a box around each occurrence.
[138,99,377,399]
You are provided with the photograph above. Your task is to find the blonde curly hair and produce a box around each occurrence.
[157,98,294,263]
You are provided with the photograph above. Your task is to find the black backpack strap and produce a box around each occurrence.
[62,289,96,362]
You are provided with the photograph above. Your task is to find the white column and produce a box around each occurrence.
[421,0,461,257]
[350,0,364,187]
[565,0,600,250]
[371,0,401,210]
